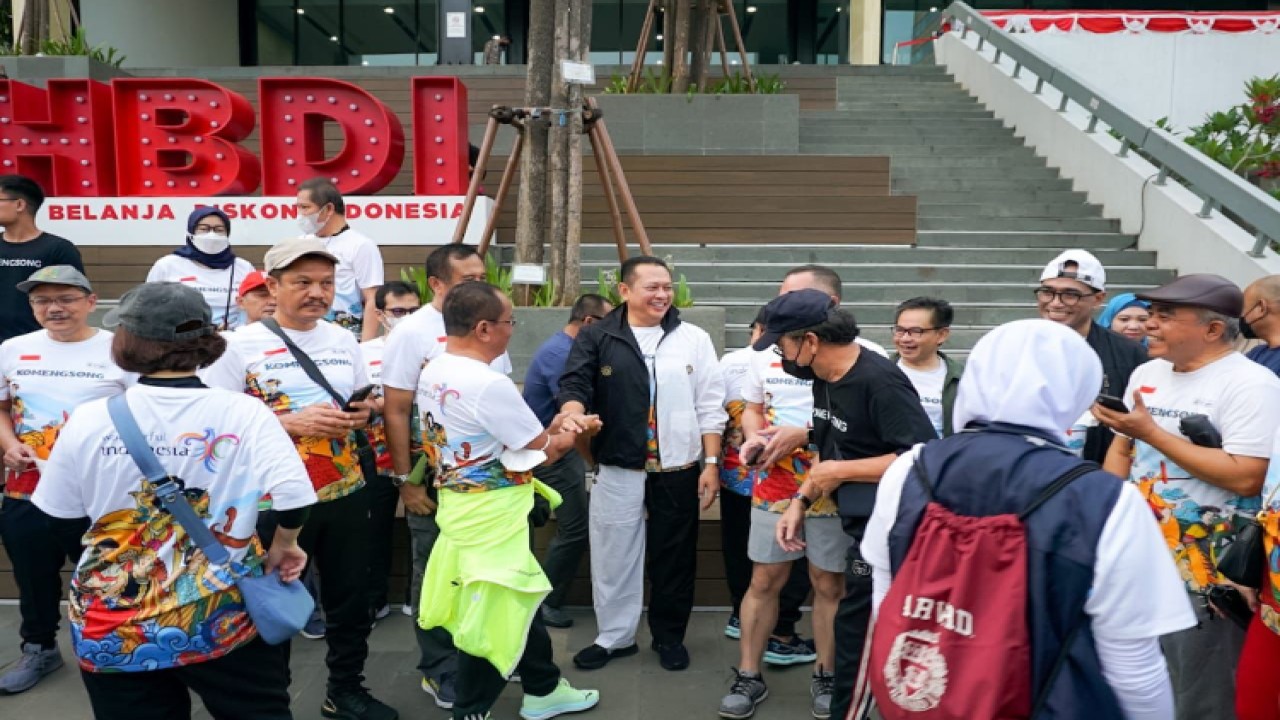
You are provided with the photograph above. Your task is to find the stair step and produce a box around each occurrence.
[685,282,1161,303]
[918,216,1118,232]
[801,143,1036,155]
[916,231,1136,249]
[903,190,1088,203]
[573,244,1155,266]
[600,263,1166,284]
[718,303,1040,326]
[893,178,1075,191]
[917,202,1101,218]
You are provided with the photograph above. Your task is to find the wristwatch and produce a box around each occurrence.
[704,456,719,466]
[390,473,411,487]
[792,492,814,510]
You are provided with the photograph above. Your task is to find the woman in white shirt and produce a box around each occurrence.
[146,208,255,331]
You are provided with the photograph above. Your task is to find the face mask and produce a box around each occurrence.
[189,232,230,255]
[297,211,323,236]
[383,313,406,331]
[1242,304,1265,341]
[781,343,818,382]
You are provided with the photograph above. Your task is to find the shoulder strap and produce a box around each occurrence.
[1031,617,1085,717]
[1019,462,1099,521]
[106,394,232,567]
[261,317,345,407]
[910,449,936,502]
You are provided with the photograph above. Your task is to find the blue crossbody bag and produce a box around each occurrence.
[106,392,314,645]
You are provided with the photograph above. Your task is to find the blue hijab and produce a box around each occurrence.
[1098,293,1150,344]
[174,207,236,270]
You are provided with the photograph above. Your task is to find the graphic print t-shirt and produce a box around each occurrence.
[897,360,946,439]
[31,384,315,673]
[719,347,756,497]
[1258,428,1280,636]
[0,329,135,499]
[146,255,256,330]
[380,304,512,392]
[743,347,829,515]
[307,228,383,336]
[633,325,666,472]
[1123,353,1280,594]
[360,336,392,470]
[417,353,543,493]
[202,320,368,502]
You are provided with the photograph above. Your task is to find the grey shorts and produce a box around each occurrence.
[748,508,851,573]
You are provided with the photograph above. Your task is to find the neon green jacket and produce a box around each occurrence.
[418,478,562,676]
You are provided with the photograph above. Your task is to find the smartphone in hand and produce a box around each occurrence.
[1095,394,1129,413]
[343,384,377,412]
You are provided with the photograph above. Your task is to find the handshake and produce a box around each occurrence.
[551,411,604,436]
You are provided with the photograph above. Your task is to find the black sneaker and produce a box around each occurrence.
[321,688,399,720]
[651,640,690,671]
[540,604,574,629]
[572,643,639,670]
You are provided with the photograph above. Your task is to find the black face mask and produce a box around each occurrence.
[1242,303,1265,341]
[781,343,818,381]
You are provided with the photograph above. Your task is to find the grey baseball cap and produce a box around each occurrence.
[263,237,339,274]
[17,265,93,294]
[104,282,215,341]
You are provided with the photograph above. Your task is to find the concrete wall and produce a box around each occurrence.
[1014,32,1280,129]
[81,0,240,69]
[936,32,1280,287]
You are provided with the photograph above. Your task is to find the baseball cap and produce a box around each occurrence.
[104,282,215,341]
[238,270,268,298]
[263,237,339,274]
[1136,274,1243,317]
[1040,250,1106,292]
[17,265,93,294]
[752,289,836,351]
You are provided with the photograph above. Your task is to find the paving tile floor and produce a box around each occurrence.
[0,604,831,719]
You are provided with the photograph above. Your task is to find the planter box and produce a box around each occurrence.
[508,305,727,382]
[593,94,799,155]
[4,56,131,84]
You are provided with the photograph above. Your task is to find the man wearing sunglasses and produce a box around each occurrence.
[1034,250,1146,463]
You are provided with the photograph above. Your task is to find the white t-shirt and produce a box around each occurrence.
[307,228,383,333]
[201,320,369,502]
[720,347,757,497]
[32,383,315,673]
[632,324,664,401]
[1122,353,1280,593]
[720,347,754,405]
[898,360,947,438]
[146,255,257,330]
[0,329,136,499]
[744,347,814,429]
[417,352,543,492]
[865,444,1196,638]
[361,336,386,390]
[380,304,512,392]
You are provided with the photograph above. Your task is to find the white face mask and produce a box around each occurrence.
[383,314,406,331]
[297,210,323,236]
[189,232,230,255]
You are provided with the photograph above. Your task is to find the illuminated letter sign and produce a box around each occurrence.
[412,77,470,195]
[0,79,116,196]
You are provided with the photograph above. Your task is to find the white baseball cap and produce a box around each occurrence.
[1039,249,1106,292]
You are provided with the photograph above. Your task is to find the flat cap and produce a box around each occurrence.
[1136,274,1243,317]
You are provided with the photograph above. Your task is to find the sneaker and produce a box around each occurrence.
[510,672,523,683]
[572,643,638,670]
[519,678,600,720]
[811,670,835,719]
[400,603,414,617]
[651,640,690,671]
[421,671,456,709]
[724,615,741,640]
[718,669,768,719]
[763,635,817,666]
[0,643,63,694]
[321,688,398,720]
[373,604,391,621]
[301,613,327,640]
[540,604,574,629]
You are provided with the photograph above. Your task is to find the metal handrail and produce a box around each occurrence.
[942,1,1280,257]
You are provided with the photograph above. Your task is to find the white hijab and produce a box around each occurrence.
[952,319,1102,444]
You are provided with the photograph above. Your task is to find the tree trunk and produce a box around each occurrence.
[670,0,691,94]
[546,0,573,302]
[688,0,714,92]
[513,0,555,306]
[661,0,675,74]
[560,0,591,304]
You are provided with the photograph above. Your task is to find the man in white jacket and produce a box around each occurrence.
[558,256,727,673]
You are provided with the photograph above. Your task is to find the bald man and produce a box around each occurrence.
[1242,275,1280,375]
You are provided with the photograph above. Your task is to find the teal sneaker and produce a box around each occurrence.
[520,678,600,720]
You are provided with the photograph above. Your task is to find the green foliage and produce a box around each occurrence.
[602,69,783,95]
[484,252,514,297]
[26,28,127,67]
[531,279,559,308]
[595,268,623,306]
[400,266,434,305]
[1184,75,1280,180]
[673,273,695,308]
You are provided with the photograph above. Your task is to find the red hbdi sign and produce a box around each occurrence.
[0,76,471,198]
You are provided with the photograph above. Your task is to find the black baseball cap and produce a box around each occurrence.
[1136,274,1243,317]
[752,289,835,351]
[104,282,215,341]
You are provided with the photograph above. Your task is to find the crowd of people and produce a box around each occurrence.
[3,168,1280,720]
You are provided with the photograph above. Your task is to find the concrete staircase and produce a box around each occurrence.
[580,65,1170,354]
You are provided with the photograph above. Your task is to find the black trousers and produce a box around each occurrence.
[830,515,874,720]
[453,612,561,719]
[646,465,701,646]
[366,473,400,611]
[0,497,87,648]
[259,488,373,694]
[538,451,589,609]
[718,489,810,637]
[81,636,291,720]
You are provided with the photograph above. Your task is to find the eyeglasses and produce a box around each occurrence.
[30,294,89,308]
[194,224,229,236]
[1034,287,1096,306]
[0,197,18,204]
[892,326,941,338]
[384,307,418,318]
[583,314,605,323]
[484,318,518,327]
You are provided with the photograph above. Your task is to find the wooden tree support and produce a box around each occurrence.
[452,103,652,261]
[626,0,755,94]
